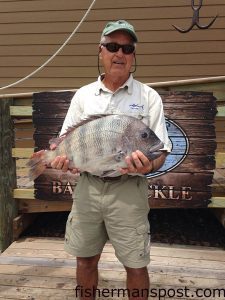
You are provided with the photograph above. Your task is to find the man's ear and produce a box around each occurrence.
[99,45,102,59]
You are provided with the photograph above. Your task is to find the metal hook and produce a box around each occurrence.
[173,0,218,33]
[191,0,203,11]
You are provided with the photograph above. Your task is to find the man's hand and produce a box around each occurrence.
[50,155,69,172]
[50,143,80,174]
[120,150,153,175]
[49,155,79,174]
[120,150,167,175]
[32,143,79,174]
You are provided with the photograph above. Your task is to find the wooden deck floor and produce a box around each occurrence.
[0,237,224,300]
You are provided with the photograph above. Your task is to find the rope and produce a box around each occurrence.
[0,0,96,90]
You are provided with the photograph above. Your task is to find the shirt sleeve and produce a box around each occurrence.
[59,91,83,136]
[148,90,172,152]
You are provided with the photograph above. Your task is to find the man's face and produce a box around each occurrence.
[99,31,135,79]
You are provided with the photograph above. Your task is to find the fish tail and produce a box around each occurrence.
[27,150,55,180]
[28,161,47,181]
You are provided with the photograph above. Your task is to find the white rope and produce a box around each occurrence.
[0,0,96,90]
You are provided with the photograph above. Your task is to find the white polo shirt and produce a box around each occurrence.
[60,74,171,152]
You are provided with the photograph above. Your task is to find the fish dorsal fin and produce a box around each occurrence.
[49,114,112,147]
[48,128,75,147]
[49,136,64,146]
[65,114,113,132]
[73,114,112,129]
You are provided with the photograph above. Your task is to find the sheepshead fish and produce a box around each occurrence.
[28,114,164,179]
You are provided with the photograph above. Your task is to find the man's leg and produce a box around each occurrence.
[76,254,101,300]
[125,266,149,300]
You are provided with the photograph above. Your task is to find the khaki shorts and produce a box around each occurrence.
[64,172,150,268]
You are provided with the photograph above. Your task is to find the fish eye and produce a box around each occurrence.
[141,132,148,139]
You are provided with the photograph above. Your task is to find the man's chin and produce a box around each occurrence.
[109,70,130,78]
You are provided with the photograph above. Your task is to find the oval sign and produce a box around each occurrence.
[146,118,189,178]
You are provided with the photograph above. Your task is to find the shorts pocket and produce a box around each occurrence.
[64,213,74,244]
[136,223,151,258]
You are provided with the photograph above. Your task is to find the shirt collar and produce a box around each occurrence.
[95,74,134,96]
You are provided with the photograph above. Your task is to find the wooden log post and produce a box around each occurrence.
[0,99,18,252]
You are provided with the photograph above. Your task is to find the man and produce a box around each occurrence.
[51,20,171,300]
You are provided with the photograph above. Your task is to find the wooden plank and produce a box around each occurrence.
[213,169,225,193]
[14,139,34,148]
[8,237,65,245]
[215,120,224,132]
[12,148,33,158]
[2,247,225,271]
[18,199,72,213]
[162,82,225,102]
[16,158,29,168]
[1,252,224,280]
[0,271,224,294]
[0,285,76,300]
[13,189,34,199]
[10,105,32,116]
[217,106,225,117]
[2,64,225,77]
[13,118,33,125]
[16,177,33,189]
[216,143,225,152]
[0,23,225,44]
[8,239,225,262]
[1,41,225,57]
[13,213,38,240]
[216,152,225,168]
[216,132,225,143]
[1,0,224,12]
[0,99,18,252]
[0,77,223,95]
[1,10,224,34]
[208,197,225,208]
[0,273,75,290]
[14,128,34,139]
[12,97,33,106]
[16,167,29,178]
[2,52,225,67]
[0,285,223,300]
[0,1,224,16]
[212,185,225,197]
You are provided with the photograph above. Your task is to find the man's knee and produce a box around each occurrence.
[77,254,101,271]
[125,266,148,277]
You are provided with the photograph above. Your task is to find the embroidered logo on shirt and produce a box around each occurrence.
[129,104,144,110]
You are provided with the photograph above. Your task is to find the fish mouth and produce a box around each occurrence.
[148,141,164,160]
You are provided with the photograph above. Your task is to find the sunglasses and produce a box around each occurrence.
[101,43,135,55]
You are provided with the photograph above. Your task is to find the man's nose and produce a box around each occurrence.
[116,47,124,56]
